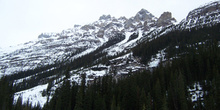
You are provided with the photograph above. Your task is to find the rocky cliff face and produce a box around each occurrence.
[0,8,177,76]
[124,9,175,31]
[2,1,220,76]
[187,1,220,20]
[177,1,220,29]
[157,12,176,27]
[1,1,220,107]
[134,9,155,22]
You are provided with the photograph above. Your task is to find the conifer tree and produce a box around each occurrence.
[168,72,178,110]
[74,74,86,110]
[204,94,215,110]
[213,71,220,109]
[0,76,14,110]
[15,96,23,110]
[139,89,147,110]
[153,79,162,110]
[146,92,152,110]
[177,73,188,110]
[94,93,106,110]
[111,96,117,110]
[161,95,169,110]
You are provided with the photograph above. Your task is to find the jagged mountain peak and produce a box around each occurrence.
[156,11,176,27]
[118,16,128,21]
[38,32,58,39]
[137,8,153,16]
[2,1,219,77]
[134,8,155,22]
[99,14,112,21]
[2,1,220,108]
[0,7,178,75]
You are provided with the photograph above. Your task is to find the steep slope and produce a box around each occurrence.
[138,1,220,46]
[177,0,220,29]
[0,9,176,107]
[0,9,175,77]
[1,1,220,108]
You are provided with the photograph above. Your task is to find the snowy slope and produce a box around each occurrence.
[14,84,48,108]
[0,15,121,76]
[176,1,220,30]
[0,9,176,107]
[138,1,220,46]
[2,1,220,108]
[0,9,175,77]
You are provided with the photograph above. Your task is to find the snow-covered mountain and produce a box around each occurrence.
[0,9,175,76]
[177,0,220,29]
[138,1,220,45]
[1,1,220,108]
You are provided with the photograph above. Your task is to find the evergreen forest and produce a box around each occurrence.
[0,23,220,110]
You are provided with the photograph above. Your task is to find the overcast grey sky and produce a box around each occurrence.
[0,0,215,48]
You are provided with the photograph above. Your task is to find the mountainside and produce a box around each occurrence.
[0,1,220,109]
[0,9,175,76]
[178,0,220,29]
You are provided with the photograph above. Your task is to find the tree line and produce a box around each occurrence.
[0,23,219,110]
[42,39,219,110]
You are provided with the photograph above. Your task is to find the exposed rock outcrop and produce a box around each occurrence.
[97,29,105,38]
[156,12,176,27]
[124,9,158,30]
[81,25,96,31]
[176,1,220,30]
[134,9,155,22]
[38,33,58,38]
[99,15,112,20]
[186,1,220,20]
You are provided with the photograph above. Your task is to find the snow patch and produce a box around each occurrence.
[14,84,48,108]
[188,82,204,102]
[147,49,166,68]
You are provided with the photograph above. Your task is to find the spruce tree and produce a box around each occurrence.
[153,79,162,110]
[0,76,14,110]
[111,96,117,110]
[161,95,169,110]
[204,94,215,110]
[146,92,152,110]
[177,73,188,110]
[139,89,147,110]
[74,74,86,110]
[15,96,23,110]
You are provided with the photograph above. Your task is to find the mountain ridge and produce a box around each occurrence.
[0,8,176,76]
[0,1,220,108]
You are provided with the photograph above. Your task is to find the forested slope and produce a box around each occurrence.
[1,21,218,110]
